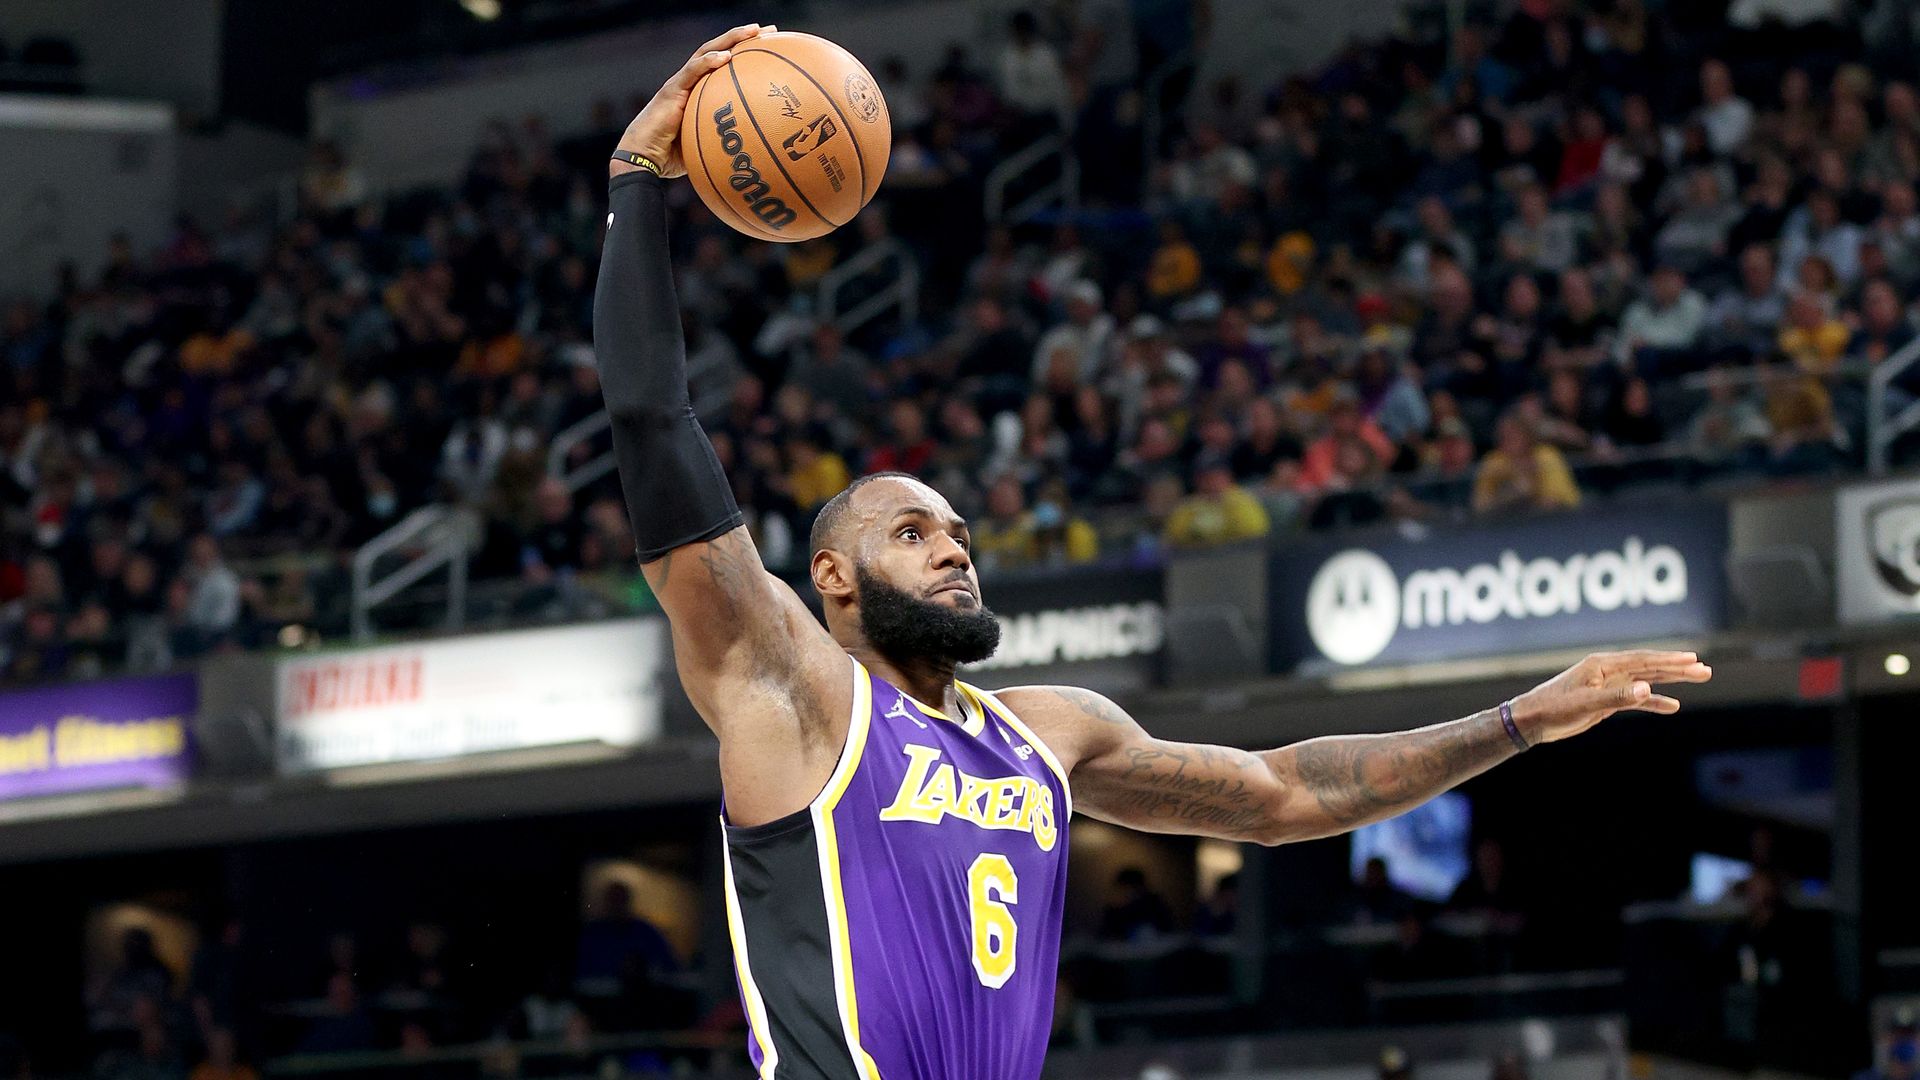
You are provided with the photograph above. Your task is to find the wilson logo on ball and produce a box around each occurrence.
[784,114,839,160]
[711,102,798,231]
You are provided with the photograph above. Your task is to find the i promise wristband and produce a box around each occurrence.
[611,150,663,177]
[1499,700,1529,752]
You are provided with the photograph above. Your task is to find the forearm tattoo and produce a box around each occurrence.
[1284,709,1516,828]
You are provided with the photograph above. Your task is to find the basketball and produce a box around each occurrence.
[679,31,890,242]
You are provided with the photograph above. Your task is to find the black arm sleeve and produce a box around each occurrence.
[592,170,743,563]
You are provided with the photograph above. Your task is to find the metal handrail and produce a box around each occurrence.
[547,409,615,492]
[1868,331,1920,473]
[984,133,1078,224]
[349,505,477,641]
[1141,45,1196,160]
[817,238,919,339]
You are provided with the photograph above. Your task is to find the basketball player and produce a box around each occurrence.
[596,24,1713,1080]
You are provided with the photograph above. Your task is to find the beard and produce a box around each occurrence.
[855,564,1002,666]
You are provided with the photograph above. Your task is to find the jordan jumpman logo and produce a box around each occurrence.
[885,693,927,728]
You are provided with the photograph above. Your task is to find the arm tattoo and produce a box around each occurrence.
[1100,743,1275,836]
[1056,687,1283,841]
[1285,710,1515,828]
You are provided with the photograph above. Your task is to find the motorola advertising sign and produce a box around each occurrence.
[1270,507,1727,671]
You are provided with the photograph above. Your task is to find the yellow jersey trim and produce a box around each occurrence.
[812,658,884,1080]
[718,829,780,1078]
[959,682,1074,820]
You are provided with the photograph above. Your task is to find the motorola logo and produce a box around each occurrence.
[1305,550,1401,666]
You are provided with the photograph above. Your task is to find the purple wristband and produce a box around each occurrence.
[1499,700,1529,752]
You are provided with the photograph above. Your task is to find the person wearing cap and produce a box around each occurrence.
[1031,279,1114,385]
[1164,453,1270,548]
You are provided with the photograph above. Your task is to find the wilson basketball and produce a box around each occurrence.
[680,31,891,242]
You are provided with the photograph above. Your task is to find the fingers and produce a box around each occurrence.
[667,48,733,92]
[1631,660,1713,684]
[695,22,763,57]
[1612,680,1651,709]
[1639,694,1683,714]
[1599,650,1713,684]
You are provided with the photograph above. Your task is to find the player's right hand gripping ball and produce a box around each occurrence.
[680,31,891,242]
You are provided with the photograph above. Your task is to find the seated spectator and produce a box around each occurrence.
[1194,873,1239,937]
[1297,398,1396,493]
[1655,168,1740,275]
[1349,856,1416,924]
[296,975,375,1055]
[867,400,937,476]
[1777,291,1850,374]
[1544,267,1614,368]
[1760,365,1841,473]
[1446,838,1527,935]
[1472,415,1581,515]
[1849,279,1917,364]
[1165,456,1271,548]
[1599,377,1667,451]
[1500,185,1579,274]
[972,476,1097,569]
[1098,868,1175,942]
[1695,59,1755,157]
[1231,398,1302,482]
[1708,244,1786,357]
[1032,281,1114,385]
[786,427,851,514]
[1616,265,1708,376]
[1690,368,1772,465]
[1776,190,1863,291]
[575,882,678,995]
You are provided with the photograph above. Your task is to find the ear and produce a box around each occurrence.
[811,548,854,600]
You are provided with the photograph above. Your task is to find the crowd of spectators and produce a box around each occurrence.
[5,0,1920,686]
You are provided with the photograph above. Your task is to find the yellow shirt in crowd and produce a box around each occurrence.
[1164,487,1271,548]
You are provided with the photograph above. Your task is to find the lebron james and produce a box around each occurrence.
[595,25,1713,1080]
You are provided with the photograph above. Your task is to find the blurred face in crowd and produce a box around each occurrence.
[986,476,1024,520]
[1622,378,1653,417]
[1195,464,1234,498]
[1787,291,1826,330]
[891,400,927,444]
[1887,182,1918,221]
[1701,59,1733,105]
[535,478,571,523]
[1496,415,1535,459]
[1864,280,1903,332]
[1651,267,1686,307]
[1137,419,1178,462]
[1504,275,1542,320]
[1548,370,1583,417]
[1739,245,1775,294]
[1559,268,1596,316]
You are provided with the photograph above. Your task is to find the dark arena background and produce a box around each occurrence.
[5,0,1920,1077]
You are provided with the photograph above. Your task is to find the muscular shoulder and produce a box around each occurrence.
[989,684,1140,773]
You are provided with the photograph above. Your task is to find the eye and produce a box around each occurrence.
[900,526,921,542]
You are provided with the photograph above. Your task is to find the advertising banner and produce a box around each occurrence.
[1271,507,1727,671]
[0,674,195,801]
[1835,477,1920,626]
[276,619,666,773]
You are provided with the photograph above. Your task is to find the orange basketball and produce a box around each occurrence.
[679,31,891,242]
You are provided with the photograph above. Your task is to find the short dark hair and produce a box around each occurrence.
[809,471,918,557]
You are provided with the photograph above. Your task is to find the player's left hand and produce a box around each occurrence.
[1509,650,1713,745]
[614,23,777,179]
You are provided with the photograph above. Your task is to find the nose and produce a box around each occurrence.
[930,531,970,572]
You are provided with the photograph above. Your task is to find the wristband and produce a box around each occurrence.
[611,150,664,177]
[1499,700,1529,752]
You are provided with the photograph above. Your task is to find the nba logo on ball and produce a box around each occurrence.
[844,74,883,123]
[1306,549,1400,665]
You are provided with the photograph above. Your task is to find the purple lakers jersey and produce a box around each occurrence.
[721,657,1072,1080]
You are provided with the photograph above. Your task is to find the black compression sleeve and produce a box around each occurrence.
[593,170,743,563]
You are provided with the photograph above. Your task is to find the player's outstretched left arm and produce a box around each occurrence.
[1001,651,1711,845]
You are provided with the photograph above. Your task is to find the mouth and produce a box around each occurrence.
[929,581,977,601]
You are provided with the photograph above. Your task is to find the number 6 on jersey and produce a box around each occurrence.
[969,853,1018,988]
